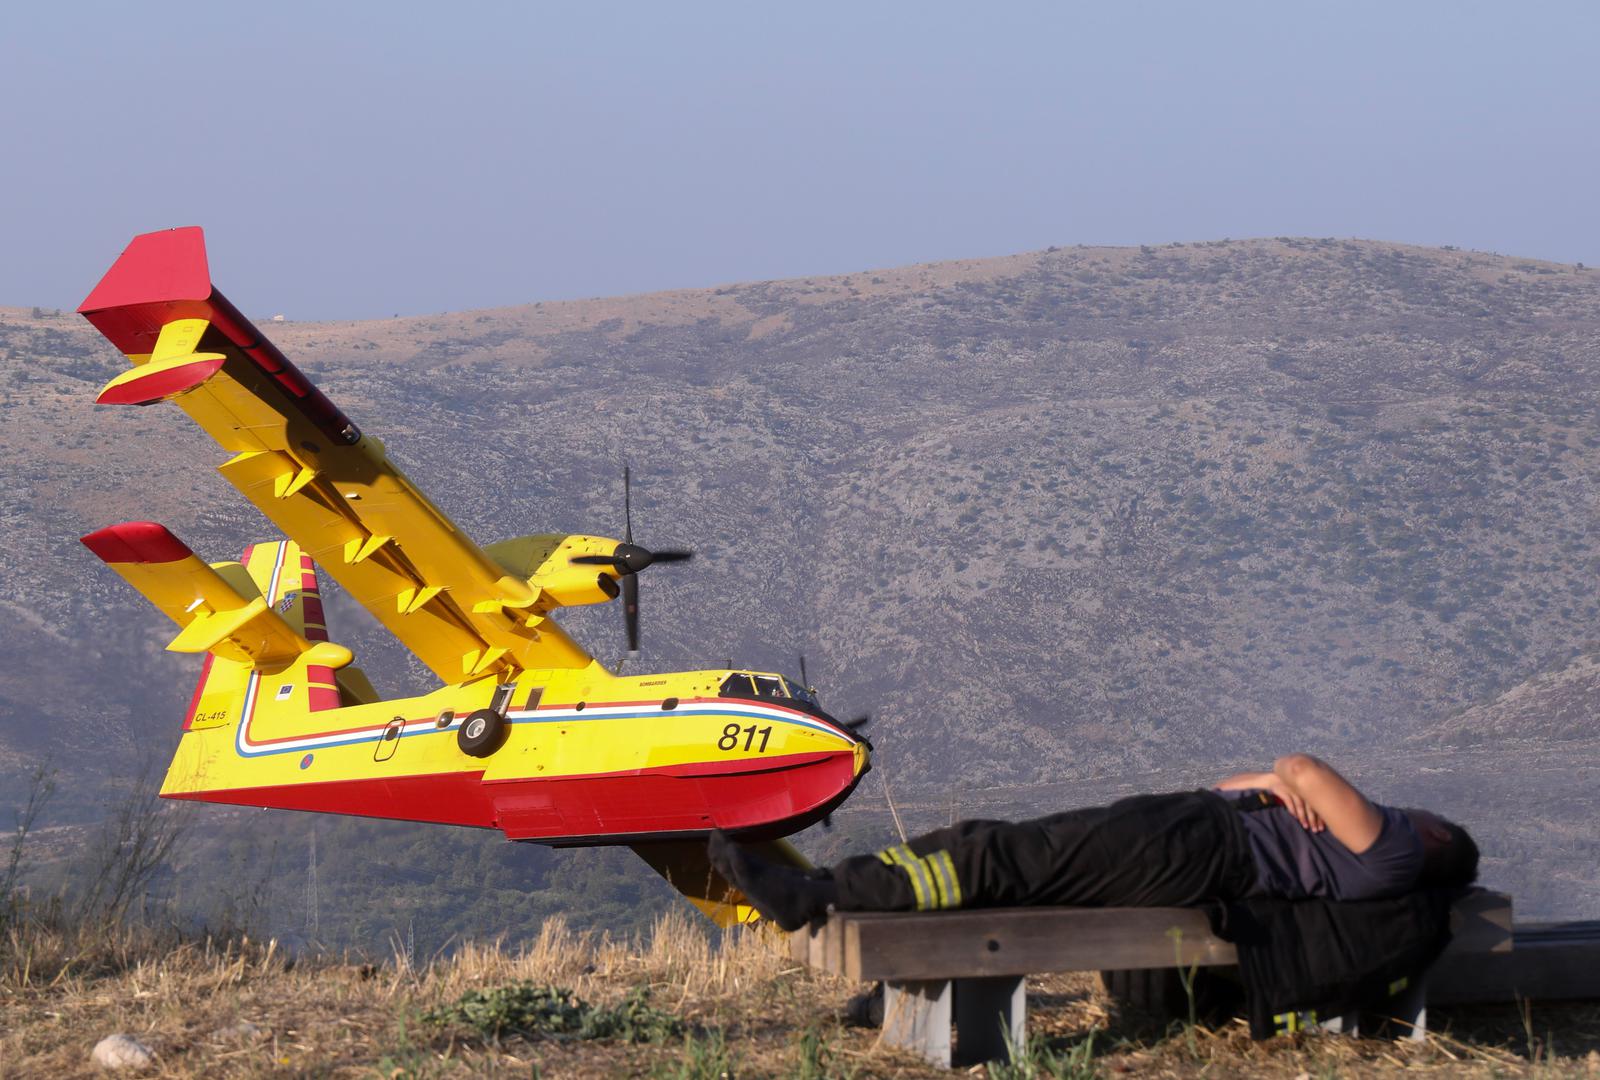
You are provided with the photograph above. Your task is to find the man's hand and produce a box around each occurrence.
[1272,753,1384,854]
[1261,773,1325,833]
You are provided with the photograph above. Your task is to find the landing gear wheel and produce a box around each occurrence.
[457,709,507,758]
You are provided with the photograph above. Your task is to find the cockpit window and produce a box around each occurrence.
[783,677,820,708]
[719,674,756,698]
[719,672,819,708]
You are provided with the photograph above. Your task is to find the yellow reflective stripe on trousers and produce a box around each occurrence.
[875,845,962,911]
[929,850,962,909]
[916,852,947,908]
[915,851,949,909]
[881,845,934,911]
[899,848,937,911]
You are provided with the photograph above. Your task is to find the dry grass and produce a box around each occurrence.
[3,909,1600,1078]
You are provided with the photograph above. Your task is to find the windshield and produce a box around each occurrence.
[718,672,820,709]
[751,675,786,699]
[719,674,759,698]
[783,676,820,708]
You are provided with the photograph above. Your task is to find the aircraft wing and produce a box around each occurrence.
[630,838,813,927]
[80,227,592,683]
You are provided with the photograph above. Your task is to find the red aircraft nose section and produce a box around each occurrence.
[490,747,863,843]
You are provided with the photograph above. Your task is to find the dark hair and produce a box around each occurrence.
[1418,818,1479,888]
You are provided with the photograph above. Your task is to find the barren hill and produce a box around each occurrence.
[3,236,1599,929]
[1417,654,1600,747]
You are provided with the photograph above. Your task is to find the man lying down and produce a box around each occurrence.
[709,753,1479,932]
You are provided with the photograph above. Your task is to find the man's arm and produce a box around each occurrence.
[1214,770,1275,792]
[1271,753,1384,853]
[1214,769,1325,832]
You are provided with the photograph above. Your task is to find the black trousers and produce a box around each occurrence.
[832,790,1257,912]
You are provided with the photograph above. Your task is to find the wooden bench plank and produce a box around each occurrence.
[791,912,846,974]
[836,906,1237,982]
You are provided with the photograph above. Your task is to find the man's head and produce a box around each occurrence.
[1404,809,1479,888]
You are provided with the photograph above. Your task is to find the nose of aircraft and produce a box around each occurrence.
[852,738,872,779]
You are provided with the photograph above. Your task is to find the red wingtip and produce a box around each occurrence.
[81,521,194,564]
[78,227,211,315]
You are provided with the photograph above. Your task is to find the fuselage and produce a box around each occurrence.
[163,659,870,844]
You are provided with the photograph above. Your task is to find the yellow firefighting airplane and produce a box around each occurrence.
[78,227,870,925]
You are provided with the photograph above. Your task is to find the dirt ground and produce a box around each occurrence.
[4,911,1599,1078]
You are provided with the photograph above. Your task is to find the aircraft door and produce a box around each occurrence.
[374,717,404,762]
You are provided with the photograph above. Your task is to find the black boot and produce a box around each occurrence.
[707,831,838,932]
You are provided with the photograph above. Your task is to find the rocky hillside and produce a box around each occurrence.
[3,237,1599,928]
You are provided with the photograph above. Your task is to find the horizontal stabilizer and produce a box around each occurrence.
[82,521,353,671]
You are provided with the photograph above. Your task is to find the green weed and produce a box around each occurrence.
[372,1017,455,1079]
[991,1027,1098,1080]
[425,982,682,1043]
[586,986,688,1043]
[652,1027,737,1079]
[1166,925,1201,1057]
[793,1024,854,1080]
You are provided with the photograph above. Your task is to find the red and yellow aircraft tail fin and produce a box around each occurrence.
[234,537,381,708]
[81,522,352,674]
[81,525,371,732]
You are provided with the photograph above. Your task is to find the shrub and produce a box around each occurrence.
[425,982,682,1043]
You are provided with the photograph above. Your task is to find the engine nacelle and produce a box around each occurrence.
[484,533,623,610]
[533,567,618,608]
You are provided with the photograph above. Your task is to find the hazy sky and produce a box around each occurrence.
[4,1,1596,320]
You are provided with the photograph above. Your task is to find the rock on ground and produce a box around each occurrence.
[91,1033,153,1069]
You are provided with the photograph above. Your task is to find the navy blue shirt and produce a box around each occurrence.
[1219,791,1423,901]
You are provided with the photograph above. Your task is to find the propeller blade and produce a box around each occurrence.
[623,463,633,545]
[623,572,640,654]
[798,654,810,691]
[574,544,694,574]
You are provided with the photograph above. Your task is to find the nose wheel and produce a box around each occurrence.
[458,708,508,758]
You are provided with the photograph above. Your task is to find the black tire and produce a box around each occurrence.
[457,709,507,758]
